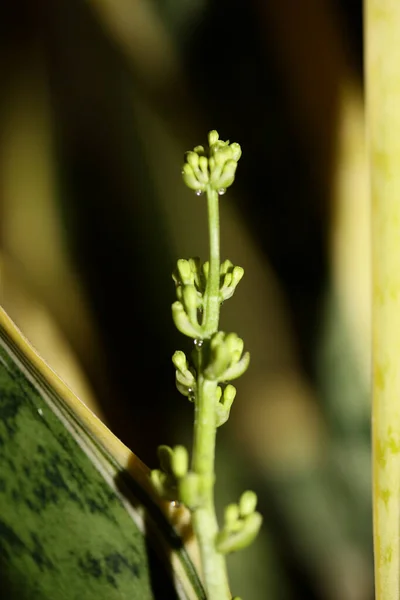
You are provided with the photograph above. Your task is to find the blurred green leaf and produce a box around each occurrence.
[0,308,205,600]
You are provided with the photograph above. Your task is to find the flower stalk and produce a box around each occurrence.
[151,131,261,600]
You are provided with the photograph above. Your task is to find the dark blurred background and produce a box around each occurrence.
[0,1,372,599]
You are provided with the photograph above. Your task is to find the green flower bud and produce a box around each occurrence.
[186,151,199,170]
[208,130,219,146]
[172,350,188,373]
[171,445,189,479]
[221,272,232,289]
[150,468,178,502]
[204,332,231,380]
[216,384,236,427]
[225,503,240,526]
[150,469,165,496]
[188,256,202,290]
[223,384,236,405]
[172,350,196,396]
[212,345,232,378]
[172,301,202,338]
[183,284,199,312]
[216,159,238,189]
[182,285,201,330]
[176,259,194,285]
[198,156,209,180]
[220,259,234,275]
[222,351,250,382]
[229,142,242,162]
[225,333,244,363]
[239,490,258,518]
[220,264,245,302]
[182,163,205,192]
[232,265,244,286]
[158,445,174,475]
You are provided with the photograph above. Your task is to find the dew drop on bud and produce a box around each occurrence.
[195,190,204,197]
[218,188,226,196]
[194,339,203,348]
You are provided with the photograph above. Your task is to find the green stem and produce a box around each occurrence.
[191,185,230,599]
[203,186,220,336]
[192,376,230,600]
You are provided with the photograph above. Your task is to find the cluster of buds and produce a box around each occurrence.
[215,384,236,427]
[215,491,262,555]
[171,257,244,339]
[172,350,195,398]
[204,332,250,382]
[182,130,242,194]
[150,445,208,510]
[172,349,238,427]
[171,258,204,339]
[151,441,262,545]
[219,260,244,302]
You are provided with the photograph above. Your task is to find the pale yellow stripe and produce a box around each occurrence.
[366,2,400,598]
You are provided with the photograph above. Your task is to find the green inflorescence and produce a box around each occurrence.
[151,131,262,600]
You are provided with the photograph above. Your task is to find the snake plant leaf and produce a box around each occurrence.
[0,306,205,600]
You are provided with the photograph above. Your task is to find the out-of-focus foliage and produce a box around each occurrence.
[0,1,371,599]
[0,307,205,600]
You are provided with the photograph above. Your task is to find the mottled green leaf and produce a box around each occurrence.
[0,307,205,600]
